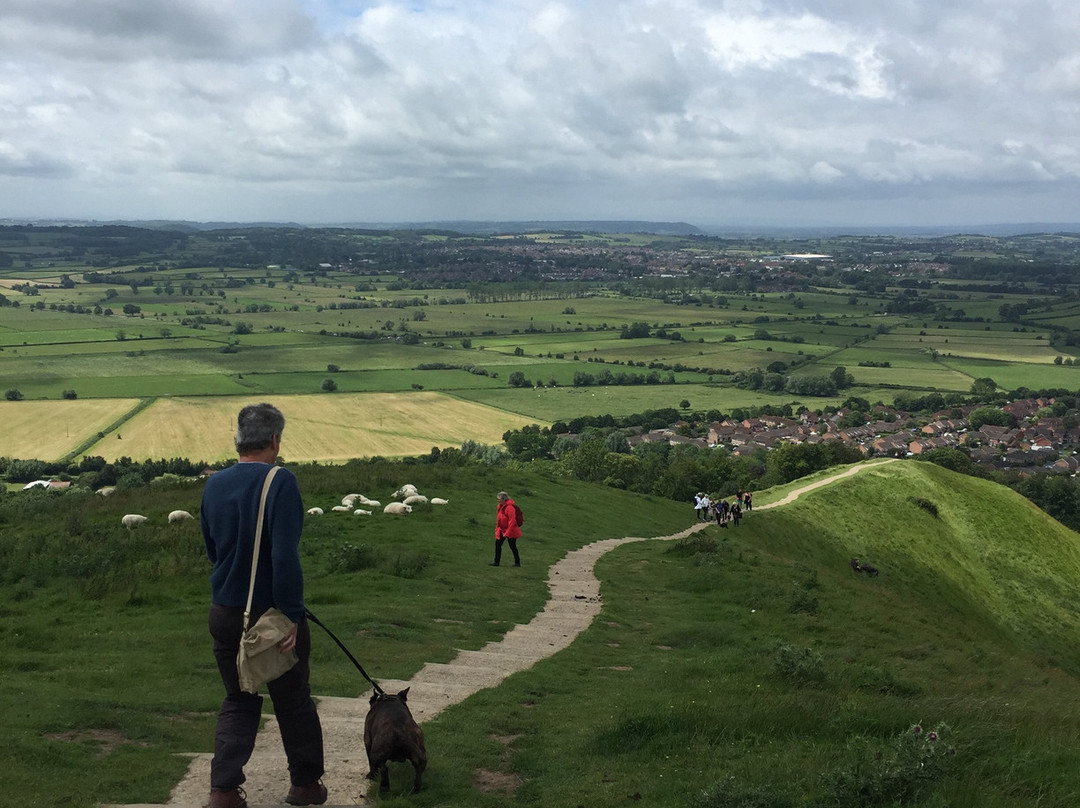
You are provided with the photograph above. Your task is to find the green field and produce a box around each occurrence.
[6,460,1080,805]
[4,228,1080,461]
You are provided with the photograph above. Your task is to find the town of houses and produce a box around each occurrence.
[625,397,1080,476]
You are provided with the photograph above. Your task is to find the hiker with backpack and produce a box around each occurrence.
[491,491,522,567]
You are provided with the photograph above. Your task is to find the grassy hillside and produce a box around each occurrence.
[421,461,1080,807]
[3,460,1080,806]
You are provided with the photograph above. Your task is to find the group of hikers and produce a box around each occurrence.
[693,489,752,527]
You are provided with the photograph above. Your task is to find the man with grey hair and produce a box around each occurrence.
[200,403,326,808]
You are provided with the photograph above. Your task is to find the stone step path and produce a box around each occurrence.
[106,460,894,807]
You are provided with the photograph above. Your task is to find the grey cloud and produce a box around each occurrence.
[0,147,77,178]
[0,0,319,61]
[0,0,1077,225]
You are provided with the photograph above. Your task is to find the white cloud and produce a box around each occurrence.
[0,0,1077,226]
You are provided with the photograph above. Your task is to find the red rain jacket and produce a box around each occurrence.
[496,498,522,540]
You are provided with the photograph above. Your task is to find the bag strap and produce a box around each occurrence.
[242,465,282,632]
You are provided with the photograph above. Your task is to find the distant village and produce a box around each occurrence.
[625,396,1080,476]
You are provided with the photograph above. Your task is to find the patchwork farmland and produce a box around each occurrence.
[3,224,1080,462]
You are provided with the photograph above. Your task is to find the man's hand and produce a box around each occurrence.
[279,622,298,653]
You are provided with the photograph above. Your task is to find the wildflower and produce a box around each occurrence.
[927,732,938,741]
[912,725,923,734]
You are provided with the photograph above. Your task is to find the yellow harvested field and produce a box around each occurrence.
[80,393,547,463]
[0,398,140,461]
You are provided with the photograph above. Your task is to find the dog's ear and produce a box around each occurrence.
[369,692,380,705]
[398,687,410,703]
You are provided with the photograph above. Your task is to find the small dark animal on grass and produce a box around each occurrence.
[850,557,880,577]
[365,687,427,795]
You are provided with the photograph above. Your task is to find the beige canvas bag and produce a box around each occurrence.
[236,465,299,694]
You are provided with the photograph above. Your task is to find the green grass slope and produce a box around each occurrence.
[424,461,1080,808]
[3,461,1080,806]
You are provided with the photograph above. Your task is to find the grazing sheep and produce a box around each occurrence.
[168,509,194,523]
[403,494,428,506]
[307,507,324,516]
[430,497,449,506]
[97,486,116,497]
[353,508,373,516]
[331,505,351,512]
[383,502,413,515]
[393,484,419,500]
[346,493,382,507]
[122,514,149,529]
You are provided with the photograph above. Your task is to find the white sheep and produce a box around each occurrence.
[168,509,194,523]
[392,484,419,500]
[355,495,379,506]
[430,497,449,506]
[97,486,116,497]
[383,502,413,515]
[353,508,373,516]
[122,514,149,529]
[306,507,324,516]
[403,494,428,506]
[331,505,351,512]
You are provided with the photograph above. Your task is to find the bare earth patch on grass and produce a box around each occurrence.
[473,768,524,798]
[46,729,144,754]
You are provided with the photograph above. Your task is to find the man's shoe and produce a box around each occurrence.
[207,787,247,808]
[286,781,328,806]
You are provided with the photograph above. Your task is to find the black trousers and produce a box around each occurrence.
[493,537,520,565]
[209,603,324,790]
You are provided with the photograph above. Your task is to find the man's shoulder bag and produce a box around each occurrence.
[236,465,299,694]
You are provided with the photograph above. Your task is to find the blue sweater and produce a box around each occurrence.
[200,462,306,623]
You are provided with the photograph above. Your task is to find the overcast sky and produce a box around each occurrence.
[2,0,1078,230]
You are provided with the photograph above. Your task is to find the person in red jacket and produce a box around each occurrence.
[491,491,521,567]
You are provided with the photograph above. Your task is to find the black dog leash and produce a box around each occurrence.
[305,608,385,697]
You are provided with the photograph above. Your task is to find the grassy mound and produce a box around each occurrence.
[3,460,1080,806]
[425,461,1080,807]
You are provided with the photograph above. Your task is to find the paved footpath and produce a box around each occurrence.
[107,460,893,808]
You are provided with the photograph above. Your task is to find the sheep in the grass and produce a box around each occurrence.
[168,509,194,523]
[307,507,324,516]
[97,486,116,497]
[430,497,449,506]
[356,495,380,506]
[403,494,428,506]
[122,514,149,529]
[392,484,419,500]
[331,505,351,512]
[353,508,373,516]
[383,502,413,515]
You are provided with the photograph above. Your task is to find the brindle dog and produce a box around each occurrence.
[364,688,427,795]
